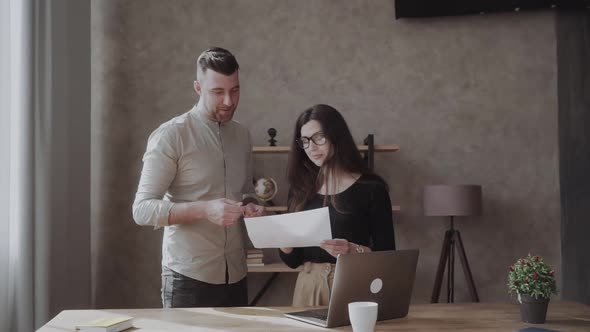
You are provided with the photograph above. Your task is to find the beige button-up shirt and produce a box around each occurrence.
[132,106,253,284]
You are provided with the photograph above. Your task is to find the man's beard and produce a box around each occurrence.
[203,103,235,122]
[214,106,235,122]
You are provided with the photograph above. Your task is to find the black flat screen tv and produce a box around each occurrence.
[395,0,589,18]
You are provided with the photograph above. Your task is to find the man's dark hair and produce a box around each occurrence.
[196,47,239,81]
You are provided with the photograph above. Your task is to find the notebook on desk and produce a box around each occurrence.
[284,249,419,328]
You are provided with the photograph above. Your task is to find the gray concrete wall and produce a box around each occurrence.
[91,0,560,308]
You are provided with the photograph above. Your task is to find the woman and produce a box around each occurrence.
[279,104,395,307]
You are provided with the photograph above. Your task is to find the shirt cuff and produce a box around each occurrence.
[154,201,175,229]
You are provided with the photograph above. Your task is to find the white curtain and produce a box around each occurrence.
[0,0,91,330]
[0,0,8,323]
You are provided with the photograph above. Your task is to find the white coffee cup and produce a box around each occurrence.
[348,301,378,332]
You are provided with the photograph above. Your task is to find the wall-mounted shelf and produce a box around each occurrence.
[264,205,401,212]
[253,144,400,154]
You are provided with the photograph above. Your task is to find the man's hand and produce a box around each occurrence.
[205,198,245,226]
[243,203,265,218]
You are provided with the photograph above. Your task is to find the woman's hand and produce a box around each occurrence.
[320,239,350,258]
[280,247,293,254]
[320,239,371,258]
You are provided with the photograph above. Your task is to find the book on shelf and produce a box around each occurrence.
[76,316,133,332]
[245,248,283,266]
[247,253,263,259]
[246,249,264,259]
[247,263,265,267]
[246,248,263,255]
[247,257,263,264]
[246,248,265,267]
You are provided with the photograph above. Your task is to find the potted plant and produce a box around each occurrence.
[507,254,557,324]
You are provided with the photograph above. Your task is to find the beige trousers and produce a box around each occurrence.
[292,262,336,307]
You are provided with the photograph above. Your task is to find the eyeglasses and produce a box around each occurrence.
[296,132,327,149]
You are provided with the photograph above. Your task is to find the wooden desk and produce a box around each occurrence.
[38,301,590,331]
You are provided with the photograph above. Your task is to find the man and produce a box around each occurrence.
[132,47,265,308]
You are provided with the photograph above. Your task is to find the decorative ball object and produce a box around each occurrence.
[254,177,278,202]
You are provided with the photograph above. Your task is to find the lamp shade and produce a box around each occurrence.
[423,185,482,217]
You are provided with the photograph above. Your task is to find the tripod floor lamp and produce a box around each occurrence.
[423,184,482,303]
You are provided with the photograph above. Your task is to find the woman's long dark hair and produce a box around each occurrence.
[286,104,385,212]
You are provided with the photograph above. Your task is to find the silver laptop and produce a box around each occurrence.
[284,249,419,328]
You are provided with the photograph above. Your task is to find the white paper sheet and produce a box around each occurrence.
[244,207,332,248]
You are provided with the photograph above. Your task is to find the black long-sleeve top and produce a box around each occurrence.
[279,174,395,268]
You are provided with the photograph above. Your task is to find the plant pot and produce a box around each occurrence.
[519,294,549,324]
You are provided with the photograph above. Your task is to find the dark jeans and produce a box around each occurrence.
[161,267,248,308]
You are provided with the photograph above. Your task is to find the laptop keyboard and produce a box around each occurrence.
[289,308,329,320]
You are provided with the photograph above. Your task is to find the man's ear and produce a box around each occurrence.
[194,80,201,96]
